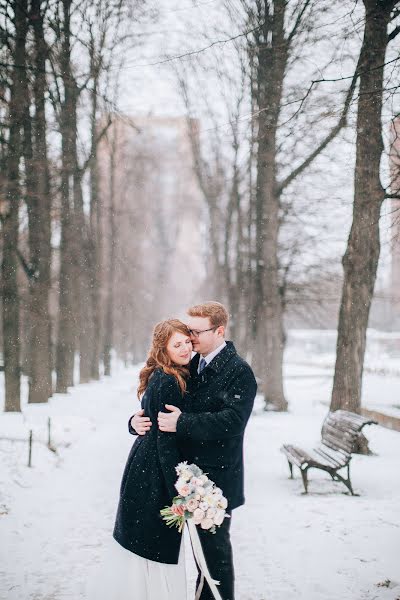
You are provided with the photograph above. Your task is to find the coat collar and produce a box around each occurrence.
[190,341,236,376]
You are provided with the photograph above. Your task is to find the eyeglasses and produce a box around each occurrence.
[188,327,217,338]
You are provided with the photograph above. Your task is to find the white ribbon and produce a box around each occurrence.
[186,519,223,600]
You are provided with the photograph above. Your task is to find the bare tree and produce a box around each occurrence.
[26,0,53,403]
[1,0,29,411]
[331,0,400,416]
[53,0,79,393]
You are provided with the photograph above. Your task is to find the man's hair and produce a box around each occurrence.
[187,301,229,329]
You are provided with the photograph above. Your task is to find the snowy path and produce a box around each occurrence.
[1,363,400,600]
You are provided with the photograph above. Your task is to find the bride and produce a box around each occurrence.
[87,319,193,600]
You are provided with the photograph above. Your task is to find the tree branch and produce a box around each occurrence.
[78,113,113,177]
[277,48,361,193]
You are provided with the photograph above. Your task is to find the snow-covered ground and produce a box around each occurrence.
[1,334,400,600]
[286,330,400,418]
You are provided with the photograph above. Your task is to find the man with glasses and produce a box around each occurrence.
[129,301,257,600]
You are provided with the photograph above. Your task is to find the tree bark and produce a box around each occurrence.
[74,170,92,384]
[2,0,28,412]
[331,0,394,414]
[56,0,77,393]
[89,74,102,381]
[254,0,288,410]
[103,129,117,376]
[26,0,53,403]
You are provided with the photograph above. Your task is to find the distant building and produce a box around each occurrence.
[97,114,206,359]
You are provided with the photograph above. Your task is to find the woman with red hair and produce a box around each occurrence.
[88,319,192,600]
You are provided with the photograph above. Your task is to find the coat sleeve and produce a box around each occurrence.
[156,374,184,500]
[176,365,257,442]
[128,414,138,435]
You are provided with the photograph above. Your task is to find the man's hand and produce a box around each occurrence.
[132,409,152,436]
[158,405,182,432]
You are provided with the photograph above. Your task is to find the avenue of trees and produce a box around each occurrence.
[0,0,149,410]
[1,0,400,423]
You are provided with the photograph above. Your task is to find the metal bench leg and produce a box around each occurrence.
[345,464,355,496]
[301,467,308,494]
[332,465,356,496]
[287,460,294,479]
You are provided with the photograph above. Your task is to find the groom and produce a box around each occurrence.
[130,301,257,600]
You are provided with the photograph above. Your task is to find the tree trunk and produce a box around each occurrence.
[103,128,117,376]
[89,76,101,381]
[255,0,288,411]
[2,0,28,412]
[331,0,394,414]
[27,0,53,403]
[56,0,77,393]
[74,172,92,384]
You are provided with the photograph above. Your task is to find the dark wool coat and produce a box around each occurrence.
[127,341,257,513]
[177,341,257,510]
[113,368,186,564]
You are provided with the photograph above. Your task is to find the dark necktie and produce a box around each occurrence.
[198,357,207,373]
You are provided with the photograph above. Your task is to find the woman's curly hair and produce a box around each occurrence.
[137,319,191,399]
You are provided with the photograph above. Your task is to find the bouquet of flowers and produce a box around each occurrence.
[160,461,228,534]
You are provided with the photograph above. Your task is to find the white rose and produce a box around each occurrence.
[206,507,217,518]
[199,501,209,512]
[218,497,228,509]
[196,486,206,496]
[200,474,208,484]
[204,494,217,507]
[181,469,193,482]
[213,509,225,526]
[175,477,186,493]
[213,488,223,499]
[200,518,214,530]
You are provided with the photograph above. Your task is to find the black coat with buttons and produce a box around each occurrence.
[177,341,257,510]
[113,368,186,564]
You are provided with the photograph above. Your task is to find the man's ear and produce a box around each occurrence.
[217,325,225,337]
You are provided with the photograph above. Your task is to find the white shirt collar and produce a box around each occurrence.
[198,340,226,373]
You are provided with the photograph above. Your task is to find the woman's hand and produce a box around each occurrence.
[132,409,152,435]
[158,405,182,432]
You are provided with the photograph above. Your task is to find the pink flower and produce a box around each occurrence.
[186,498,199,512]
[179,484,191,497]
[192,508,205,524]
[171,504,185,516]
[192,477,203,487]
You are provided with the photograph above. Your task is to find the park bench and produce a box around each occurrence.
[280,409,378,495]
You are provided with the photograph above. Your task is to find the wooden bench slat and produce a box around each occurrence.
[313,445,349,468]
[322,421,357,441]
[322,431,354,454]
[323,417,361,434]
[333,410,376,428]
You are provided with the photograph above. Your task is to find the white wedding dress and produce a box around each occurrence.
[86,534,188,600]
